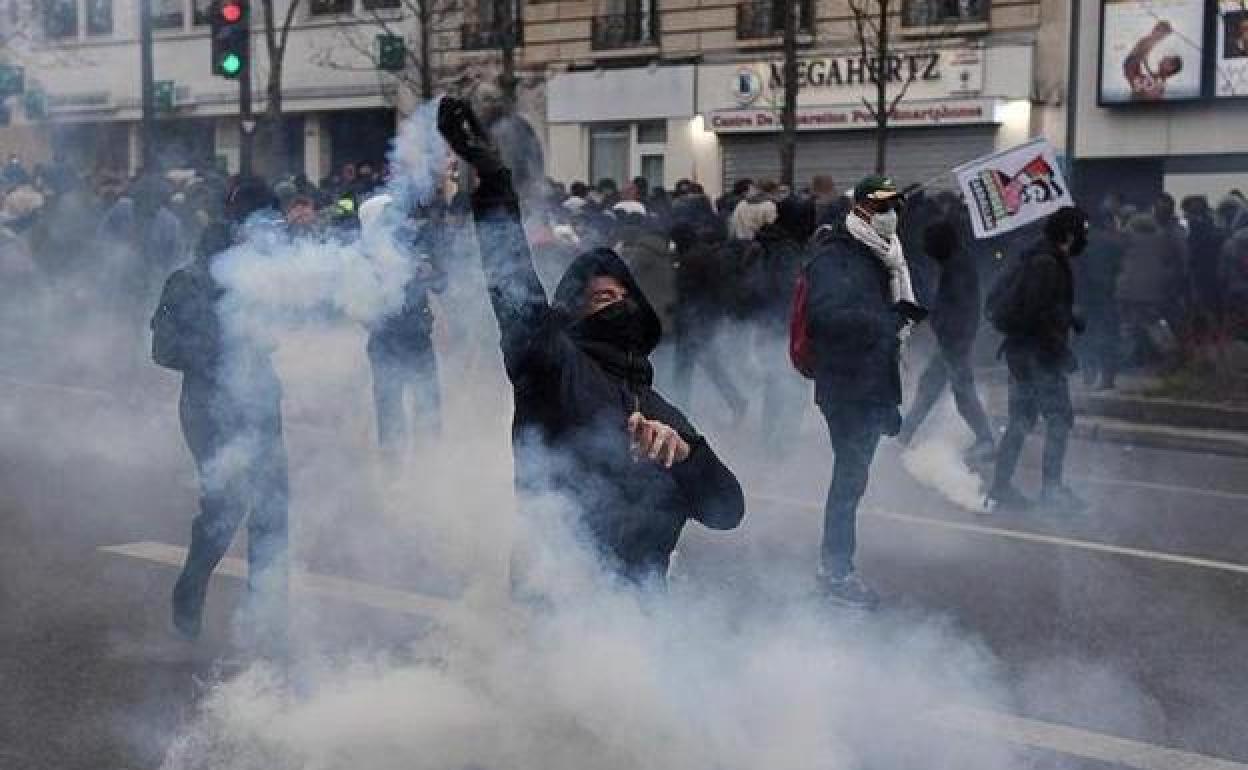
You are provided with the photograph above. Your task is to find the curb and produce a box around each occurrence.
[1073,392,1248,435]
[1071,416,1248,458]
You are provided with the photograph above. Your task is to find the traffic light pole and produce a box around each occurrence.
[139,0,156,172]
[240,49,253,179]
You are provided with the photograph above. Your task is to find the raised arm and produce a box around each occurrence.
[437,97,558,380]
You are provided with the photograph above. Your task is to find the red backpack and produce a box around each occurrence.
[789,264,815,379]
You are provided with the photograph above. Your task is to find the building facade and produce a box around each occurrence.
[0,0,1072,198]
[534,0,1067,196]
[1070,0,1248,206]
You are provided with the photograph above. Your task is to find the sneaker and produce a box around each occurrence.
[985,483,1033,512]
[172,571,207,641]
[1039,484,1089,514]
[816,571,880,611]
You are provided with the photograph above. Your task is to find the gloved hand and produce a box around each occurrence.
[437,97,504,179]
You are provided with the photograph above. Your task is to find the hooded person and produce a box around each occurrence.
[152,191,290,644]
[437,98,744,588]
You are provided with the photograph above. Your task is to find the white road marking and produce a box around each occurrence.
[98,541,464,621]
[749,494,1248,577]
[928,705,1248,770]
[1071,473,1248,503]
[102,539,1248,770]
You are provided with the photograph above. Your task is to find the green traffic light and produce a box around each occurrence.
[221,53,242,76]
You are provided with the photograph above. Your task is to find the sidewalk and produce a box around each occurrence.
[980,371,1248,458]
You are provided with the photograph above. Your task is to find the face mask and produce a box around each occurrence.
[572,297,649,352]
[871,209,899,240]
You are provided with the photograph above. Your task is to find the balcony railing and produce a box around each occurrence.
[591,11,659,50]
[462,21,524,50]
[901,0,988,27]
[736,0,813,39]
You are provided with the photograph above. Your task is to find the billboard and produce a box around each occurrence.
[1215,1,1248,97]
[1099,0,1206,104]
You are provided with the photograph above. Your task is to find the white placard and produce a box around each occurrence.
[954,138,1074,239]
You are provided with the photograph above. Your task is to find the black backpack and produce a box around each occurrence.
[984,251,1033,336]
[150,266,222,372]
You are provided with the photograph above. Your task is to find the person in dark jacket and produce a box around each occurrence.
[360,195,449,458]
[668,188,748,420]
[1074,211,1125,390]
[1181,195,1226,331]
[438,98,744,587]
[898,218,996,462]
[986,206,1090,513]
[806,175,924,610]
[153,181,291,642]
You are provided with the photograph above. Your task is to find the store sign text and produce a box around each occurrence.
[708,99,998,133]
[770,54,942,90]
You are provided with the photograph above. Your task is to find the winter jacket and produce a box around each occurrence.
[615,219,676,331]
[805,223,906,409]
[471,168,744,582]
[1003,238,1078,371]
[670,195,728,324]
[1118,215,1172,306]
[930,246,983,358]
[730,193,778,241]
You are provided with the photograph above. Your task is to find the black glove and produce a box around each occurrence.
[894,299,929,323]
[436,97,504,179]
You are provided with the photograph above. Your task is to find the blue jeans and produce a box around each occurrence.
[819,403,892,578]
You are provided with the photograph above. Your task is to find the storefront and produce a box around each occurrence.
[545,65,716,193]
[696,43,1037,193]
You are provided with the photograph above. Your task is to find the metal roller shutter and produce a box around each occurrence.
[721,125,998,191]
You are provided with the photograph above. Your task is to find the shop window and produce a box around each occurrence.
[590,123,630,190]
[86,0,113,36]
[902,0,988,27]
[310,0,353,14]
[640,155,664,190]
[42,0,78,40]
[151,0,186,30]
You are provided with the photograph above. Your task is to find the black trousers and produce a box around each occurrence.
[899,345,994,445]
[991,348,1074,491]
[669,308,746,415]
[819,403,893,578]
[367,334,442,453]
[177,377,290,616]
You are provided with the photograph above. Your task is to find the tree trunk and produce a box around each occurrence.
[266,57,287,177]
[874,0,889,174]
[780,0,799,189]
[419,0,434,101]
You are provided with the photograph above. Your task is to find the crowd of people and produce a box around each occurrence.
[5,111,1248,627]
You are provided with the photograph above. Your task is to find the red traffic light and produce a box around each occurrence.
[221,2,243,23]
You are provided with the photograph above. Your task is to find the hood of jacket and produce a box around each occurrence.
[552,247,663,356]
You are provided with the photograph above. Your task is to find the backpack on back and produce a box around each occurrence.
[150,267,221,373]
[984,252,1033,336]
[789,262,815,379]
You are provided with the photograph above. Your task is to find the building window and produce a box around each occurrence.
[192,0,214,25]
[151,0,185,30]
[42,0,78,39]
[736,0,813,39]
[362,0,402,9]
[591,0,658,50]
[636,120,666,144]
[902,0,988,27]
[310,0,353,14]
[590,123,630,189]
[640,154,664,190]
[462,0,523,49]
[86,0,113,35]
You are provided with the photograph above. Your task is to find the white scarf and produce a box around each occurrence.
[844,211,917,306]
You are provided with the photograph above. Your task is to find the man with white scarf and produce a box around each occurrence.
[804,175,926,610]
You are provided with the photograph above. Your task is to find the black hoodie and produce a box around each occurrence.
[472,171,744,583]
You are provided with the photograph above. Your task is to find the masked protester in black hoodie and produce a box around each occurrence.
[438,99,744,587]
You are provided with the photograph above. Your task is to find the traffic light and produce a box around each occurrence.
[210,0,248,79]
[153,81,175,113]
[378,34,406,72]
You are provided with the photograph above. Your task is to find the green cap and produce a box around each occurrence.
[853,174,899,204]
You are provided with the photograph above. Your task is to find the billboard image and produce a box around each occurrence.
[1100,0,1206,103]
[1215,2,1248,96]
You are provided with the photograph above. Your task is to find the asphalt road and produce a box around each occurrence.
[1,370,1245,770]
